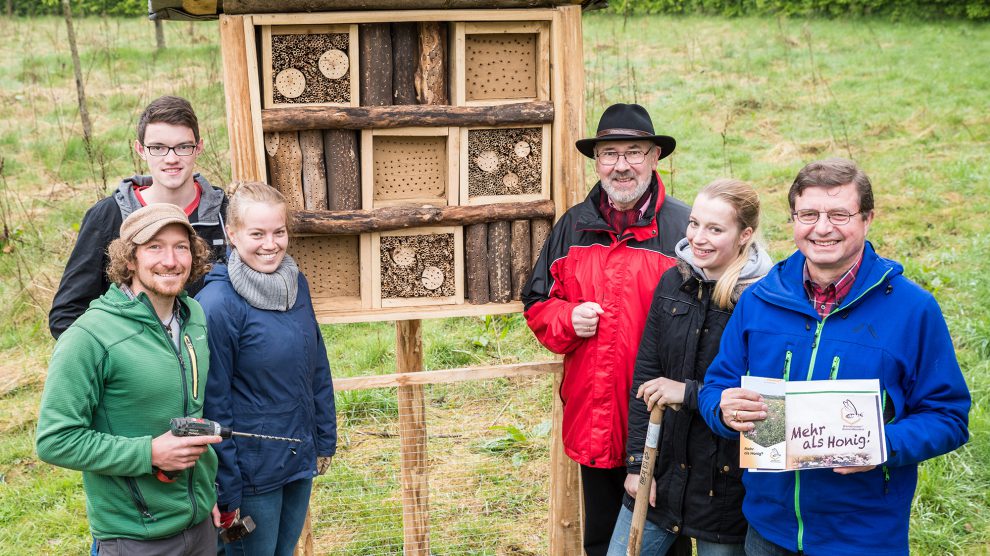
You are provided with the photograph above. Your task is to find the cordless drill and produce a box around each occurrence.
[154,418,301,482]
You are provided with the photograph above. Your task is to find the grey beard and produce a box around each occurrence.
[601,175,651,205]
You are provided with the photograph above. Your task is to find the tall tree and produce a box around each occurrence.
[155,19,166,50]
[61,0,93,151]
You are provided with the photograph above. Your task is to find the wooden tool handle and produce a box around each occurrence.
[627,403,664,556]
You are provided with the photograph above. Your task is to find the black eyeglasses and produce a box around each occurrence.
[595,146,654,166]
[790,210,866,226]
[143,144,197,157]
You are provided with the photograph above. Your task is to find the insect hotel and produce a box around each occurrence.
[212,0,589,552]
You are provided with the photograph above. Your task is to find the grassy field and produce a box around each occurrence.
[0,11,988,555]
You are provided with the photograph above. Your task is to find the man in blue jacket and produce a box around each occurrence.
[698,158,970,556]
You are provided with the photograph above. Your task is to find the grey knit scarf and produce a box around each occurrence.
[227,249,299,311]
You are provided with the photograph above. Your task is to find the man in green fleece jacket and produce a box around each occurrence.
[37,203,223,555]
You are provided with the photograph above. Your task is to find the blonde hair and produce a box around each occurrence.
[225,181,287,231]
[699,179,761,309]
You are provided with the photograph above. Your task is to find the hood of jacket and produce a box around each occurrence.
[113,174,225,226]
[674,237,774,282]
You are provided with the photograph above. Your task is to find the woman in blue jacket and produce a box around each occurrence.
[198,181,336,556]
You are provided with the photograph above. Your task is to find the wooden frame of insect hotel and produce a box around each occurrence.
[218,2,587,554]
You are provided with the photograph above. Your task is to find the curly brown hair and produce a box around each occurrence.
[106,230,212,288]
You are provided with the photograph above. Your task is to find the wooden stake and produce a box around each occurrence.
[549,371,583,555]
[510,220,531,301]
[464,223,490,305]
[487,221,512,303]
[323,130,361,210]
[391,23,418,105]
[299,130,328,210]
[359,23,392,106]
[396,320,430,555]
[628,404,666,556]
[415,22,447,105]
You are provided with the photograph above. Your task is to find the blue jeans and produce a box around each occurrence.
[744,526,799,556]
[607,505,746,556]
[224,478,313,556]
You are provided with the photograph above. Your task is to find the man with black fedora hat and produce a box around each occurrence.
[523,103,690,555]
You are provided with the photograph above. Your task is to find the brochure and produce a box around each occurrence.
[739,376,887,471]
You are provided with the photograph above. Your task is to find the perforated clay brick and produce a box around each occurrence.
[467,127,542,197]
[289,236,361,298]
[380,233,455,299]
[464,33,537,101]
[373,136,446,202]
[272,33,350,104]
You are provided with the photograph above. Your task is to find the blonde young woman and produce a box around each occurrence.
[197,182,336,556]
[607,179,772,556]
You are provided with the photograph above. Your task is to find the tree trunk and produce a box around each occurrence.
[323,130,361,210]
[261,102,554,133]
[6,0,13,18]
[359,23,392,106]
[415,22,447,105]
[464,223,490,305]
[391,23,418,105]
[154,19,166,51]
[61,0,92,150]
[488,221,512,303]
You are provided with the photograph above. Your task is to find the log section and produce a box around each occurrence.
[464,223,490,305]
[265,132,305,212]
[510,220,531,301]
[323,130,361,210]
[391,23,418,105]
[488,221,512,303]
[291,199,554,235]
[530,218,552,267]
[415,22,447,105]
[299,130,328,210]
[359,23,392,106]
[261,102,554,133]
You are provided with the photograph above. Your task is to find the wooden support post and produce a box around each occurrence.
[487,221,512,303]
[549,371,583,555]
[323,130,361,210]
[551,5,586,215]
[265,131,306,212]
[359,23,392,106]
[299,130,328,210]
[292,507,314,556]
[464,223,490,305]
[396,320,430,555]
[530,218,552,267]
[510,220,531,301]
[416,22,447,105]
[220,15,263,181]
[391,22,418,105]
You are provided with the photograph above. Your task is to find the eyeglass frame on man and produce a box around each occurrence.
[790,209,868,226]
[594,145,655,166]
[142,143,198,157]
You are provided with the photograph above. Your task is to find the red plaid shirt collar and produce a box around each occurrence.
[804,254,864,319]
[599,185,653,235]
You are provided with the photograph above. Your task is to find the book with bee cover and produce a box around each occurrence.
[740,377,887,471]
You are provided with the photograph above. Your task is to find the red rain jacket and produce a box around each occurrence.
[523,175,689,468]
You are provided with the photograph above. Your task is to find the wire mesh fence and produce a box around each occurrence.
[312,374,555,555]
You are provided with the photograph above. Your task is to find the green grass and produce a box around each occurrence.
[0,12,988,555]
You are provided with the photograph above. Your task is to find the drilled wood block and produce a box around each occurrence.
[372,227,464,307]
[460,124,550,205]
[362,128,458,209]
[262,24,358,107]
[452,22,549,106]
[289,235,362,301]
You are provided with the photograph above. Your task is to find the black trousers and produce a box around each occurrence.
[580,464,627,556]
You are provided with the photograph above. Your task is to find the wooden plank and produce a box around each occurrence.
[312,299,523,323]
[334,360,563,391]
[415,21,448,105]
[359,23,392,107]
[291,199,554,235]
[219,15,263,182]
[246,9,557,25]
[396,320,430,556]
[450,23,466,106]
[392,22,418,105]
[551,6,587,215]
[261,103,554,132]
[549,371,583,555]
